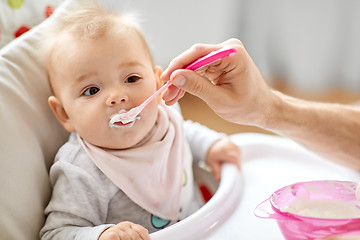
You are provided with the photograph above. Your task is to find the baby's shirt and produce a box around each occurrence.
[41,132,199,239]
[40,105,224,240]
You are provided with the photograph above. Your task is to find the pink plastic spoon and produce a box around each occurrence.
[109,47,237,126]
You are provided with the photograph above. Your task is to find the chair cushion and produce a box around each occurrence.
[0,2,71,240]
[0,0,63,48]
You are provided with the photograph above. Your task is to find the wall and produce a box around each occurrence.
[108,0,240,68]
[237,0,360,93]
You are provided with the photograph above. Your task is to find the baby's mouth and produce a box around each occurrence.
[109,109,141,128]
[113,121,133,127]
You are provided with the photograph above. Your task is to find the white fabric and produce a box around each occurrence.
[83,105,192,220]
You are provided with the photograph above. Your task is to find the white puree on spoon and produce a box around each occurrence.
[280,195,360,219]
[109,109,140,128]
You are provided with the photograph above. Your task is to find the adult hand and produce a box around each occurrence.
[161,38,275,127]
[162,38,360,168]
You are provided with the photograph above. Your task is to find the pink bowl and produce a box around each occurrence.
[254,180,360,240]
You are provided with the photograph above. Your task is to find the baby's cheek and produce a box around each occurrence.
[142,105,159,126]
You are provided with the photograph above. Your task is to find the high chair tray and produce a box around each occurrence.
[150,133,360,240]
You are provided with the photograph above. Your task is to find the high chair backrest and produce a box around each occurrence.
[0,2,74,239]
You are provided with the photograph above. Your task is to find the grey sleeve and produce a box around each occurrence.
[40,159,115,240]
[183,119,226,163]
[169,103,226,163]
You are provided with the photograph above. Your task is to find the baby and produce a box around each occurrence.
[40,2,241,240]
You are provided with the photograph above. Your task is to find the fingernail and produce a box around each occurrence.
[172,75,186,87]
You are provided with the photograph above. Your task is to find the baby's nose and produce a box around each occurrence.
[107,91,128,106]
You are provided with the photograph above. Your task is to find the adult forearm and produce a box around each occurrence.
[264,91,360,170]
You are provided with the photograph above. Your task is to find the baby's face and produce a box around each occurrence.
[49,31,161,149]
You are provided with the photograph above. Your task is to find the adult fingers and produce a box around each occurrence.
[161,43,221,82]
[169,69,222,107]
[162,84,185,106]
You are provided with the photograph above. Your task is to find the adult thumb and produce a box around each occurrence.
[170,69,216,102]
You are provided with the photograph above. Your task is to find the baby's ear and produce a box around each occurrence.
[153,65,163,90]
[153,65,164,104]
[48,96,75,133]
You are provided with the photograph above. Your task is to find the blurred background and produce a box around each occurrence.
[2,0,360,135]
[118,0,360,135]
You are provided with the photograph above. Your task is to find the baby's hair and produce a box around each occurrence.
[37,0,152,93]
[51,2,139,39]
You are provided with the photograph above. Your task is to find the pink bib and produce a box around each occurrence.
[81,105,191,220]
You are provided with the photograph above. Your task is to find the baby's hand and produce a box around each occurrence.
[99,221,150,240]
[206,137,241,181]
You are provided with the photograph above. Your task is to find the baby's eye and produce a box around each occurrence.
[125,75,141,83]
[83,87,100,96]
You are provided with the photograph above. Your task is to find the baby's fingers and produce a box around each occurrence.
[99,222,150,240]
[131,224,151,240]
[209,161,221,182]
